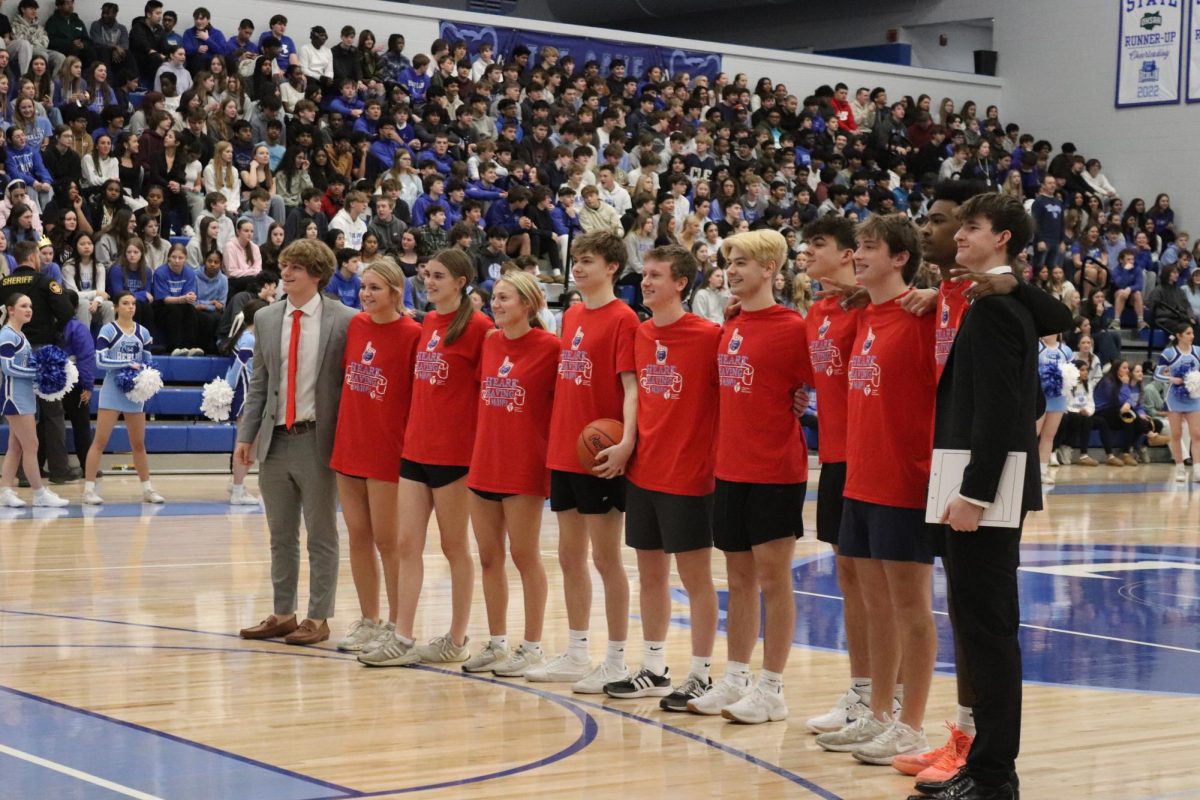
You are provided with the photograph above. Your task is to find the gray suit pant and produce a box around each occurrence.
[259,427,339,620]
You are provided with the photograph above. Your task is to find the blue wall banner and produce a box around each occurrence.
[1116,0,1184,107]
[1187,0,1200,101]
[438,20,723,82]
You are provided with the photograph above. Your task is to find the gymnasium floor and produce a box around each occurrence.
[0,464,1197,800]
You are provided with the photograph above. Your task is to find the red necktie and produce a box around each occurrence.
[285,309,303,429]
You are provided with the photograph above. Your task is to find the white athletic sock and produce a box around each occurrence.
[141,480,154,492]
[490,635,507,650]
[84,481,96,493]
[726,660,752,684]
[957,704,977,737]
[605,639,626,670]
[759,669,784,694]
[895,683,905,705]
[690,655,712,681]
[396,633,415,647]
[643,640,666,675]
[567,629,589,661]
[851,677,872,704]
[523,640,543,655]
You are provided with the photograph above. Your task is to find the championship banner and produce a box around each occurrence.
[438,20,723,83]
[1188,0,1200,101]
[1116,0,1184,107]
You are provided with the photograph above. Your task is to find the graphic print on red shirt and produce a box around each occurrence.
[935,279,971,378]
[806,297,861,465]
[402,310,493,467]
[844,292,937,509]
[547,299,639,474]
[469,327,560,497]
[627,313,722,496]
[331,313,422,481]
[716,304,813,485]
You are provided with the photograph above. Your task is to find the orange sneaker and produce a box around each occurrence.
[892,722,968,776]
[913,725,973,783]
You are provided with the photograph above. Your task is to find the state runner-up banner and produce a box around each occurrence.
[1188,0,1200,101]
[1116,0,1184,107]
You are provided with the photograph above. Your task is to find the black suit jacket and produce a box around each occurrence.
[934,293,1043,513]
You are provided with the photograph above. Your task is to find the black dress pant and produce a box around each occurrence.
[941,522,1023,786]
[39,384,92,471]
[152,300,199,352]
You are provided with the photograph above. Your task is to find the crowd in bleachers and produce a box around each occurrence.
[0,0,1194,476]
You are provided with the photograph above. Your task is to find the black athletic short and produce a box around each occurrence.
[399,459,469,489]
[837,498,936,565]
[816,462,847,547]
[470,487,516,502]
[712,479,806,553]
[550,469,626,515]
[625,482,714,554]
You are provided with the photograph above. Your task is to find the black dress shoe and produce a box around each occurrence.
[48,467,83,484]
[909,775,1018,800]
[914,768,970,795]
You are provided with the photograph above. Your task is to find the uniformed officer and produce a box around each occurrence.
[0,240,78,482]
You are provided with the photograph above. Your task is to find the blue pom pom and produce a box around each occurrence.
[31,345,70,396]
[115,365,140,393]
[1039,360,1064,398]
[1172,361,1197,402]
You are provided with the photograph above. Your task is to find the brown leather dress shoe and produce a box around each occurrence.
[239,615,299,640]
[284,619,330,645]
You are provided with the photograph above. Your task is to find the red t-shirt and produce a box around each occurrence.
[402,310,493,466]
[331,313,422,481]
[935,280,971,379]
[806,297,861,465]
[547,299,639,474]
[831,98,857,131]
[468,327,560,497]
[716,304,813,484]
[627,313,722,496]
[844,292,937,509]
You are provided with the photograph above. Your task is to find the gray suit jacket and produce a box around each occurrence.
[237,295,356,464]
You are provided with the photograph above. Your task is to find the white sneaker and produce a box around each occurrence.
[0,488,25,508]
[721,684,788,724]
[32,488,69,507]
[358,630,420,667]
[815,713,890,752]
[1040,464,1055,485]
[188,348,206,357]
[81,489,104,505]
[171,348,188,356]
[492,644,544,677]
[571,661,629,694]
[361,622,395,654]
[524,651,592,683]
[229,485,260,505]
[414,633,470,663]
[336,617,379,652]
[1048,451,1060,467]
[1176,464,1189,483]
[142,488,165,504]
[1193,466,1200,483]
[462,641,508,673]
[852,720,930,765]
[686,674,751,715]
[806,689,869,734]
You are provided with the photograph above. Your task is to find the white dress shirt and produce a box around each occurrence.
[278,293,323,425]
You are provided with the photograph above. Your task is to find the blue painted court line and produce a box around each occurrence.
[0,685,354,800]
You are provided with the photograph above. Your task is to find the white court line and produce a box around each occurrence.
[0,743,164,799]
[786,588,1200,657]
[0,560,272,575]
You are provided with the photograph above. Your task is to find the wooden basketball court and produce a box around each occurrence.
[1,464,1197,799]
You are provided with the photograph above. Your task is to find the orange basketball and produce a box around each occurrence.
[576,418,624,471]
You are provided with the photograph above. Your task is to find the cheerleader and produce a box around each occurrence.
[0,294,68,508]
[461,270,559,676]
[358,249,493,668]
[329,259,421,653]
[222,298,267,505]
[83,292,165,505]
[1037,334,1074,485]
[1155,323,1200,482]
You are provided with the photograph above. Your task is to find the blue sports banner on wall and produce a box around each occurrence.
[1116,0,1184,107]
[438,20,723,82]
[1187,0,1200,101]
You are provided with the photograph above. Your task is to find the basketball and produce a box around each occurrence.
[576,418,624,470]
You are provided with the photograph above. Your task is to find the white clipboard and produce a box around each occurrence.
[924,448,1027,529]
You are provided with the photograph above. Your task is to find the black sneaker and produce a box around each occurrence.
[604,666,672,699]
[658,672,712,711]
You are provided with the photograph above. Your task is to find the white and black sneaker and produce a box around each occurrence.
[659,672,712,712]
[604,666,672,699]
